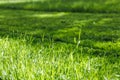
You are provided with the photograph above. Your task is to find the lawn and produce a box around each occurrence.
[0,0,120,80]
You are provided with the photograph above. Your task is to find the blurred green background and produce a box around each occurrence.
[0,0,120,13]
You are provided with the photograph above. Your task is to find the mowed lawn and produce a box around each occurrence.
[0,0,120,80]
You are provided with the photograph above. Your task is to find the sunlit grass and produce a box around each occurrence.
[0,0,40,4]
[0,37,120,80]
[32,12,68,18]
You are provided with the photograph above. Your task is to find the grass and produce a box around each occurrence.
[0,0,120,80]
[0,37,120,80]
[0,0,120,13]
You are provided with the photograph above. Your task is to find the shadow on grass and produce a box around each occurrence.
[0,0,120,13]
[0,9,120,57]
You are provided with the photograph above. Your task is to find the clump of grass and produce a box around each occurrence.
[0,37,120,80]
